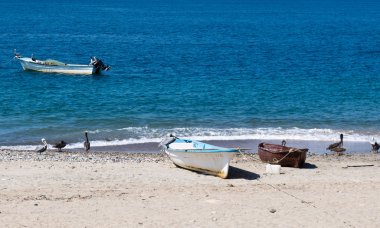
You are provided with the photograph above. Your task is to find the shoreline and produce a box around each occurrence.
[1,139,375,154]
[0,151,379,227]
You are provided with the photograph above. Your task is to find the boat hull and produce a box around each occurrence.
[17,57,95,75]
[165,149,235,178]
[161,137,237,178]
[258,143,308,168]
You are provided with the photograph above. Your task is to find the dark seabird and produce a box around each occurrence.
[36,138,48,153]
[53,140,67,152]
[371,141,380,153]
[327,134,344,151]
[84,131,90,152]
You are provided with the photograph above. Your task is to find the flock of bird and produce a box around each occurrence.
[326,134,379,155]
[36,131,90,153]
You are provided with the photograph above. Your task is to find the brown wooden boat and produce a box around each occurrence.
[258,141,308,168]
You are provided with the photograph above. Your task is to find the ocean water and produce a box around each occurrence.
[0,0,379,152]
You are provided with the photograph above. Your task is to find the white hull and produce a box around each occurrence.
[160,137,238,178]
[17,57,95,75]
[165,150,235,178]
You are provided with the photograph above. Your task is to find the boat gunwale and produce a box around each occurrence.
[258,143,308,154]
[17,57,92,67]
[166,138,238,153]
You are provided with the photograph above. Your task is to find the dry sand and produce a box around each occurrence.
[0,151,379,227]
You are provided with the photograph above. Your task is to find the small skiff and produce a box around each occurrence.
[159,135,238,178]
[258,141,308,168]
[15,53,109,75]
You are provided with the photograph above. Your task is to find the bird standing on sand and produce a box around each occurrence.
[327,134,346,154]
[84,131,90,152]
[372,142,380,153]
[36,138,48,153]
[53,140,67,152]
[370,138,379,153]
[327,134,344,150]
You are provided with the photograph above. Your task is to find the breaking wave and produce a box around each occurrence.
[1,127,379,151]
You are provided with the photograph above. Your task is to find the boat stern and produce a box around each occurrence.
[90,56,110,74]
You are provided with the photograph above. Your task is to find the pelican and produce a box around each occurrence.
[36,138,48,153]
[370,138,379,153]
[53,140,67,152]
[84,131,90,152]
[327,134,344,150]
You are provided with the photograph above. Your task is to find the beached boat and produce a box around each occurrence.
[159,135,238,178]
[258,141,308,168]
[15,53,109,75]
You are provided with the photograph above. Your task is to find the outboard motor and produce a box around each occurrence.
[90,56,110,73]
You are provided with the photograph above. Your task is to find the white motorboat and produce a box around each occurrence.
[15,53,109,75]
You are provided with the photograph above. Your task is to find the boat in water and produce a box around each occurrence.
[159,135,238,178]
[258,141,308,168]
[14,52,110,75]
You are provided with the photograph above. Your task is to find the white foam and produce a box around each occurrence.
[1,127,379,151]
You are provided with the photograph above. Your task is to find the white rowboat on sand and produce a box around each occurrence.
[159,135,238,178]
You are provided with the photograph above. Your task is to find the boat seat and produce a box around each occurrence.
[169,143,194,150]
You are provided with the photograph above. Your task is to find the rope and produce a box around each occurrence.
[237,148,260,162]
[263,147,306,165]
[259,180,355,227]
[5,57,16,66]
[271,150,294,164]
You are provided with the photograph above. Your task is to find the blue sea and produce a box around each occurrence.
[0,0,379,153]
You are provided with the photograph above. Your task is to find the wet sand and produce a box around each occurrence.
[0,150,379,227]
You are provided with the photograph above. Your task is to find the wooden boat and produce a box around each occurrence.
[159,135,238,178]
[15,53,109,75]
[258,142,308,168]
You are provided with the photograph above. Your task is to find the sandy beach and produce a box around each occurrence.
[0,150,379,228]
